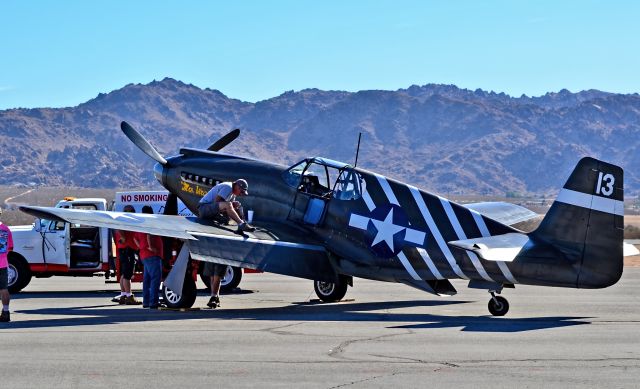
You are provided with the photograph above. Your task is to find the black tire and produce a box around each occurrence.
[199,266,242,293]
[162,276,197,309]
[488,295,509,316]
[314,278,348,302]
[8,254,32,293]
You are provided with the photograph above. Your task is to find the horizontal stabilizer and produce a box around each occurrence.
[463,202,539,226]
[448,233,531,262]
[624,242,640,257]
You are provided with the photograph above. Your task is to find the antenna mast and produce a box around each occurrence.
[354,132,362,168]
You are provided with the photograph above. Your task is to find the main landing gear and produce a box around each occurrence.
[488,290,509,316]
[313,275,352,302]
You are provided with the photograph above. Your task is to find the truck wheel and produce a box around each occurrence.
[8,254,32,294]
[314,277,348,302]
[162,276,197,309]
[199,266,243,293]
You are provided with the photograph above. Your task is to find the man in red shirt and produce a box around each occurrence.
[113,205,141,305]
[0,208,14,322]
[133,205,164,309]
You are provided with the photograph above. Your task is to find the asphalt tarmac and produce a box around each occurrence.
[1,269,639,388]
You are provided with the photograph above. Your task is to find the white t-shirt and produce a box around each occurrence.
[199,182,235,204]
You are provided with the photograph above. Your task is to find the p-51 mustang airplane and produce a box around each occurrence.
[21,122,639,316]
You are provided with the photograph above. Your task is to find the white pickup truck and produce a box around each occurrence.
[7,192,245,295]
[8,197,112,293]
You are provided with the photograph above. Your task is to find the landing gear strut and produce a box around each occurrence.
[487,290,509,316]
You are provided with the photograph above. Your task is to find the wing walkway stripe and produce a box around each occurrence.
[470,212,518,284]
[556,188,624,216]
[408,186,468,279]
[439,198,494,282]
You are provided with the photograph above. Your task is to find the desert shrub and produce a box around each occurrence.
[624,225,640,239]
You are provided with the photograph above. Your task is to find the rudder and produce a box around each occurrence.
[532,157,623,288]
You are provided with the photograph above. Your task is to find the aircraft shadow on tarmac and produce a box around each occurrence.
[10,288,254,300]
[6,292,591,333]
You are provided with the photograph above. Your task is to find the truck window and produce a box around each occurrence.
[71,204,98,228]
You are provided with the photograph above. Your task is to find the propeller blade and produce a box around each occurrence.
[120,121,168,165]
[207,128,240,152]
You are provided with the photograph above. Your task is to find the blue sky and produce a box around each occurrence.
[0,0,638,109]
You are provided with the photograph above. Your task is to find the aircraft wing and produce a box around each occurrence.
[20,206,337,282]
[463,202,539,226]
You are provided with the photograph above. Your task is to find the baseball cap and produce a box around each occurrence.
[234,179,249,195]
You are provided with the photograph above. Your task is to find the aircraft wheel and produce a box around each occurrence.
[199,266,242,292]
[162,277,197,309]
[488,295,509,316]
[8,254,32,293]
[314,278,348,302]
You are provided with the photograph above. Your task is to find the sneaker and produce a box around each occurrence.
[118,295,127,305]
[0,311,9,323]
[237,222,256,233]
[124,295,142,305]
[207,296,220,308]
[112,294,124,303]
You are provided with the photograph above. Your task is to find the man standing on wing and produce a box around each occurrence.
[198,179,255,233]
[0,208,14,322]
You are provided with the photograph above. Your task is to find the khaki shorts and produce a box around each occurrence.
[0,267,8,290]
[198,202,221,219]
[202,262,228,278]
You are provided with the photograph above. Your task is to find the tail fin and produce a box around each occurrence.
[532,157,623,288]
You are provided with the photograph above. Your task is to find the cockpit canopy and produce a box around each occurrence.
[283,157,365,201]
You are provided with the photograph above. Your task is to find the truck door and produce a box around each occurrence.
[68,202,102,269]
[43,220,71,268]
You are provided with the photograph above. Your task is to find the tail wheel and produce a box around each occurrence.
[162,276,197,309]
[8,254,32,293]
[488,295,509,316]
[314,277,348,302]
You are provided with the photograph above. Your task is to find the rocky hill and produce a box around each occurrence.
[1,78,639,195]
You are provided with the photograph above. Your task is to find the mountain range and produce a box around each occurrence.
[1,78,639,196]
